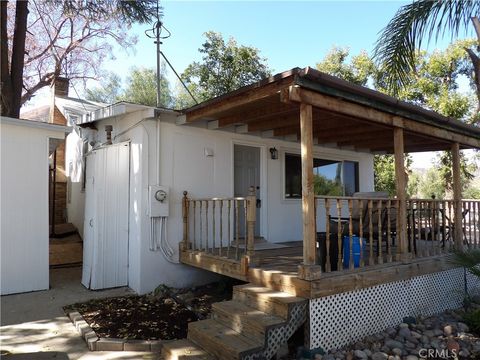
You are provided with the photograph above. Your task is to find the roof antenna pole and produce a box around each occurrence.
[155,0,161,108]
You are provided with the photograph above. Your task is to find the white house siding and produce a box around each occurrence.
[159,120,374,244]
[65,129,85,238]
[77,110,374,294]
[0,117,67,295]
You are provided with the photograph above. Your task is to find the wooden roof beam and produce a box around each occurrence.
[186,77,295,122]
[217,104,298,128]
[316,128,392,143]
[288,86,480,149]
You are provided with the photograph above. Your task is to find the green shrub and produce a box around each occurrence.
[464,309,480,334]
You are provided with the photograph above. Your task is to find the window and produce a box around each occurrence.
[284,153,359,198]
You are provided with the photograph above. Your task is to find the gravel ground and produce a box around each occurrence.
[304,307,480,360]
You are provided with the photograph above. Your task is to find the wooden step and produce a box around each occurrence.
[212,300,284,340]
[187,318,263,360]
[232,284,306,319]
[162,339,214,360]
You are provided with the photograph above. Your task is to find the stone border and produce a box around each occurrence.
[67,311,165,352]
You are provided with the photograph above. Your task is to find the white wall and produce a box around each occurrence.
[159,120,374,244]
[84,110,374,294]
[65,129,85,238]
[0,118,65,295]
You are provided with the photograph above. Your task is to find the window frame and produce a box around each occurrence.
[282,151,360,200]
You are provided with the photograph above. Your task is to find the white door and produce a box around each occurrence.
[234,144,261,236]
[82,143,130,289]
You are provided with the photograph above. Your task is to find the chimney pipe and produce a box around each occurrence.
[105,125,113,145]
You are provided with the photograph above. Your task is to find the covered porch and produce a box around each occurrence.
[178,67,480,299]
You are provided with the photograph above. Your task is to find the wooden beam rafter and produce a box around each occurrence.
[288,86,480,149]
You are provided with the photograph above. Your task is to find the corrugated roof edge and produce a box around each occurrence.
[298,67,480,140]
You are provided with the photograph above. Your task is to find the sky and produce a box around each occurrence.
[32,0,479,169]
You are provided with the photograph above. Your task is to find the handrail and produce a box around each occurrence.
[181,188,257,275]
[188,196,247,201]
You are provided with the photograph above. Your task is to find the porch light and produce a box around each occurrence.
[269,147,278,160]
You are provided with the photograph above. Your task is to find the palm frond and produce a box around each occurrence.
[374,0,480,95]
[451,249,480,278]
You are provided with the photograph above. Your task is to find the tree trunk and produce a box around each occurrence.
[9,1,29,118]
[0,1,12,116]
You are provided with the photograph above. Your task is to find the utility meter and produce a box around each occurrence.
[154,189,167,202]
[149,185,169,217]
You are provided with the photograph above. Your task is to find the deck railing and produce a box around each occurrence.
[315,196,400,272]
[315,196,480,274]
[181,188,256,272]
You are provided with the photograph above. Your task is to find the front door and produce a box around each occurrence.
[234,144,261,236]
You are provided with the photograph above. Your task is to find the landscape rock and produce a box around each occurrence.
[353,350,367,359]
[371,352,388,360]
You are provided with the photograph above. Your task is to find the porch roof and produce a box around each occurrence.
[183,67,480,154]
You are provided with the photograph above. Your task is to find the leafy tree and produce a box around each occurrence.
[313,175,343,197]
[121,67,173,108]
[180,31,271,104]
[373,0,480,113]
[85,72,123,104]
[317,45,478,196]
[417,167,446,199]
[1,0,157,117]
[316,47,375,86]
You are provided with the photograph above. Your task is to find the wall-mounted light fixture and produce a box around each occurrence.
[269,147,278,160]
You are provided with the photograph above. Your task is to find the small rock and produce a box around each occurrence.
[443,325,454,336]
[385,339,404,350]
[403,316,416,325]
[459,349,470,357]
[447,339,460,353]
[405,341,416,349]
[405,356,418,360]
[399,323,410,329]
[315,354,323,360]
[433,328,443,337]
[354,350,367,359]
[385,327,397,337]
[391,348,402,356]
[398,327,411,338]
[423,330,435,338]
[371,352,388,360]
[354,342,366,350]
[410,331,422,339]
[363,349,372,357]
[457,322,469,333]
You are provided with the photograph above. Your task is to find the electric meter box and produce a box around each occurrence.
[149,185,169,217]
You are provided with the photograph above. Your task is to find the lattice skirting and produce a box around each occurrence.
[309,268,480,351]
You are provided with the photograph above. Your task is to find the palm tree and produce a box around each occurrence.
[374,0,480,118]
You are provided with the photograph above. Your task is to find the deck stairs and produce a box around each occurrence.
[162,283,307,360]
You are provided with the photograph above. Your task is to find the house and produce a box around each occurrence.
[25,67,480,357]
[0,116,69,295]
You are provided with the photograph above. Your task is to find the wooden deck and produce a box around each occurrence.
[180,241,458,299]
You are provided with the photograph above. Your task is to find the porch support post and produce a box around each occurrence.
[451,142,463,250]
[393,127,409,259]
[298,103,322,280]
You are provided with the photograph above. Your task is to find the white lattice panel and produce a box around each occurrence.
[309,268,469,351]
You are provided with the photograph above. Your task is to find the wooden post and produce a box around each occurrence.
[181,191,189,251]
[298,103,322,280]
[246,186,256,257]
[393,127,409,260]
[452,142,463,250]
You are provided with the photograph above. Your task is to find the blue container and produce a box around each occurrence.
[343,235,365,269]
